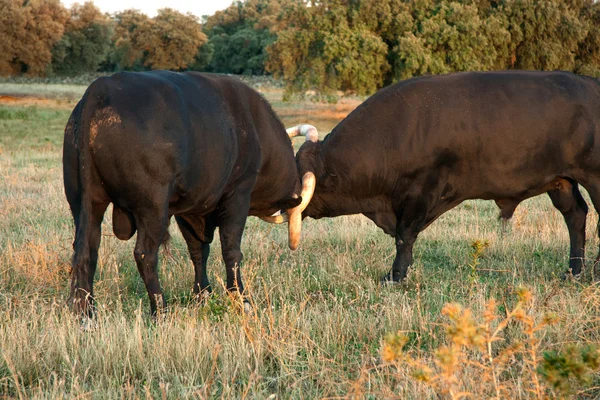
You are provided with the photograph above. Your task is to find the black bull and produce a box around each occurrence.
[63,71,315,316]
[296,71,600,283]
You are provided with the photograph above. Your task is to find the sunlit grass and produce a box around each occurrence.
[0,87,599,398]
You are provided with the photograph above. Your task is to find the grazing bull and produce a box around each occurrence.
[295,71,600,283]
[63,71,316,317]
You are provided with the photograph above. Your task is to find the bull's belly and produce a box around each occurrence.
[466,176,570,202]
[167,189,223,216]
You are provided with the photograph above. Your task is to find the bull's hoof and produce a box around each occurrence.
[561,269,581,281]
[69,295,95,320]
[152,307,170,324]
[80,316,98,332]
[243,300,254,315]
[380,273,407,286]
[194,289,212,304]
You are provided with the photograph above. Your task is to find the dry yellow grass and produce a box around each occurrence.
[1,83,599,398]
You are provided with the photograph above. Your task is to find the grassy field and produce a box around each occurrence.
[1,81,600,399]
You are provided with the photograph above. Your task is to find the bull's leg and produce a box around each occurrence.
[382,199,426,283]
[382,230,418,284]
[133,207,169,317]
[69,202,108,317]
[382,192,456,284]
[578,181,600,278]
[216,189,252,311]
[175,215,216,297]
[548,182,588,277]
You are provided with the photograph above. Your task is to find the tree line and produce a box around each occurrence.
[1,0,599,96]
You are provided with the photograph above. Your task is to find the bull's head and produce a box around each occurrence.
[259,125,318,251]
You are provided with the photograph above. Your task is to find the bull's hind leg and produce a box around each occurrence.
[69,202,108,317]
[175,214,216,297]
[133,205,170,317]
[548,181,588,277]
[577,180,600,278]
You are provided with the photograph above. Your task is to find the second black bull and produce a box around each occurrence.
[296,70,600,282]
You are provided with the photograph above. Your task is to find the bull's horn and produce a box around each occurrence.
[258,171,317,250]
[260,210,288,224]
[287,171,316,250]
[286,124,319,143]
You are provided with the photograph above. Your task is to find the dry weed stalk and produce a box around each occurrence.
[382,287,600,399]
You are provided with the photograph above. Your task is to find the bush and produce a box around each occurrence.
[381,287,600,398]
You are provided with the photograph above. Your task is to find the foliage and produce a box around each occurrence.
[109,9,149,71]
[575,1,600,77]
[139,9,208,71]
[0,0,69,76]
[207,27,275,75]
[382,287,600,399]
[111,8,208,71]
[497,0,588,71]
[391,1,511,80]
[50,2,112,76]
[2,0,600,92]
[267,0,599,96]
[467,239,489,287]
[266,0,390,96]
[201,0,289,75]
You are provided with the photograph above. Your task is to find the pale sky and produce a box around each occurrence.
[60,0,235,18]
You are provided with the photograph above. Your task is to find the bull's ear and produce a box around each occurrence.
[278,196,302,210]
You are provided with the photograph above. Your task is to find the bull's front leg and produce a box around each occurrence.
[217,188,253,313]
[382,232,417,284]
[382,197,429,284]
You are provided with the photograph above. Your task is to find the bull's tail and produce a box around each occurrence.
[69,82,106,308]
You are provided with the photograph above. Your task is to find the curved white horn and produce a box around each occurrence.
[286,124,319,143]
[259,210,288,224]
[296,172,316,214]
[287,172,316,250]
[259,171,317,250]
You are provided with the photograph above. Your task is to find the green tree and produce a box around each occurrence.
[390,1,510,80]
[111,8,208,71]
[207,27,274,74]
[201,0,291,74]
[574,1,600,77]
[493,0,588,71]
[138,8,208,70]
[266,0,389,96]
[51,2,112,75]
[188,41,215,72]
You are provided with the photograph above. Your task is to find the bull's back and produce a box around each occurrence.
[328,71,600,197]
[76,71,246,212]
